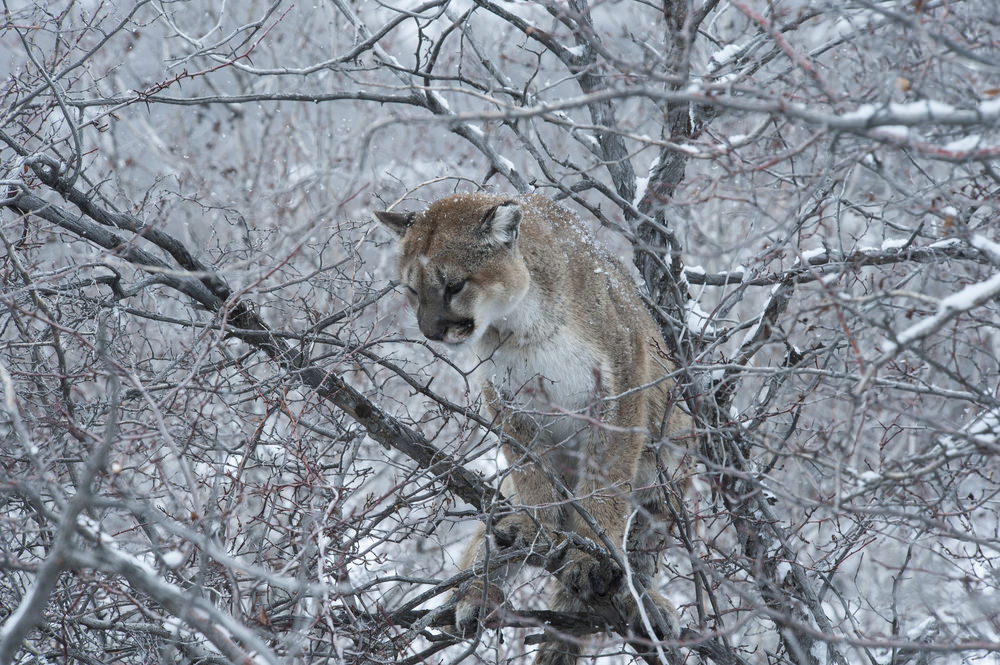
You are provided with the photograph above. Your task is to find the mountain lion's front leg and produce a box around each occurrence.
[556,392,681,638]
[555,426,640,604]
[481,382,568,555]
[555,390,673,620]
[452,522,508,636]
[556,449,681,640]
[454,384,567,634]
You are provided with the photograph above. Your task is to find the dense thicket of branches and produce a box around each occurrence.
[2,1,999,664]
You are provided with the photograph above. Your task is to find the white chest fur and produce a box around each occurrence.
[470,331,621,503]
[466,280,613,452]
[474,326,608,441]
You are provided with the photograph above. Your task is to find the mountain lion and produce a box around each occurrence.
[376,193,692,664]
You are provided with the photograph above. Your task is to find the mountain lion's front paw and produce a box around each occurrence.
[492,512,540,551]
[558,549,622,602]
[453,580,505,636]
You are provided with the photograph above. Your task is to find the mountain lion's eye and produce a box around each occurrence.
[444,280,466,298]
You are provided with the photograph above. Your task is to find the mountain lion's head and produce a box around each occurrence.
[375,193,530,346]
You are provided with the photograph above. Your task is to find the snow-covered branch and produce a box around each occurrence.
[858,260,1000,391]
[685,239,992,286]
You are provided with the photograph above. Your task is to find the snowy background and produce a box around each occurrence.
[1,1,999,664]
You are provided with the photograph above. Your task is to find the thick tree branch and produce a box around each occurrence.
[3,186,495,511]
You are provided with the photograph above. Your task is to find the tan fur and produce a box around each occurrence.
[376,193,692,658]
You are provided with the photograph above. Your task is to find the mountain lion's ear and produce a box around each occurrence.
[374,210,416,238]
[480,201,521,248]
